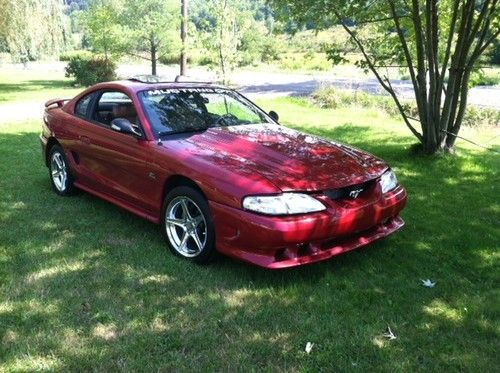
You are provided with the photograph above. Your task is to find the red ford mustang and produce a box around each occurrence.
[40,77,407,269]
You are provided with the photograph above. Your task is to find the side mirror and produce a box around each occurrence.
[110,118,141,137]
[269,110,279,122]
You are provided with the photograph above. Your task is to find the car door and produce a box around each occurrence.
[73,90,158,215]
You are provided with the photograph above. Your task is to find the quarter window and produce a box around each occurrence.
[75,93,94,118]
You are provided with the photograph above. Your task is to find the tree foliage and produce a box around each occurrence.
[80,0,128,60]
[193,0,276,81]
[81,0,179,75]
[271,0,500,154]
[202,0,243,83]
[122,0,180,75]
[0,0,68,61]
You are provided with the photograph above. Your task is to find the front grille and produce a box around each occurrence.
[324,179,375,200]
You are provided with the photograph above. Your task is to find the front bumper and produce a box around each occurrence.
[210,185,407,269]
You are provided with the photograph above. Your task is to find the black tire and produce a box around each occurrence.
[48,145,75,196]
[161,185,216,264]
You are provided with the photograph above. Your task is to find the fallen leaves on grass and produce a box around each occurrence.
[421,279,436,288]
[382,326,397,340]
[305,342,314,354]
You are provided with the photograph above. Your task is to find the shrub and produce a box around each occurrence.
[462,106,500,127]
[158,53,194,66]
[469,68,500,87]
[59,50,92,62]
[311,86,498,127]
[65,55,116,86]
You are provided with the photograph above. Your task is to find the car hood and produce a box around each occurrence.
[176,124,388,191]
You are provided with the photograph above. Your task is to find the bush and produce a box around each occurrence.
[278,52,331,71]
[469,69,500,87]
[65,55,116,86]
[158,54,178,65]
[59,50,92,62]
[462,106,500,127]
[311,86,498,127]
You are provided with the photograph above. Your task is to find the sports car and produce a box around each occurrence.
[40,76,407,269]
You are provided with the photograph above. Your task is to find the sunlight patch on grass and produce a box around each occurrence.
[372,335,391,349]
[6,355,62,372]
[150,316,169,332]
[2,330,19,345]
[224,288,255,308]
[139,274,173,286]
[424,300,464,323]
[25,260,85,284]
[0,301,15,314]
[92,323,120,342]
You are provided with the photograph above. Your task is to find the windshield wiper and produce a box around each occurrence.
[158,127,209,137]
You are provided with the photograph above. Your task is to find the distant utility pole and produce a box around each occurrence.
[180,0,188,76]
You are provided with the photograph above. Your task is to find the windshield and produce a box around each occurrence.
[138,87,271,137]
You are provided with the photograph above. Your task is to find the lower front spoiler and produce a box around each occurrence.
[218,216,404,269]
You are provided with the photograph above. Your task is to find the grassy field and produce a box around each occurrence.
[0,76,499,371]
[0,68,81,103]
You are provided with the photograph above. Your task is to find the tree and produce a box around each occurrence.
[202,0,242,83]
[0,0,68,62]
[122,0,179,75]
[80,0,128,61]
[271,0,500,154]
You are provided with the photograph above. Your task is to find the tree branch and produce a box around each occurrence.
[383,75,423,141]
[410,0,428,132]
[333,8,422,141]
[389,0,419,91]
[125,51,151,61]
[438,0,460,98]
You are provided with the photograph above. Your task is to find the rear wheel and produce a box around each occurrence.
[161,186,216,263]
[48,145,75,196]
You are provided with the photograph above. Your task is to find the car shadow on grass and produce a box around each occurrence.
[0,129,498,370]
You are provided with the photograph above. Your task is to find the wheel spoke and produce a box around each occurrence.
[179,232,189,250]
[166,217,186,229]
[190,231,203,252]
[54,155,63,169]
[180,199,192,219]
[192,215,203,227]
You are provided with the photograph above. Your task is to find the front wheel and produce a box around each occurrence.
[161,186,216,263]
[48,145,75,196]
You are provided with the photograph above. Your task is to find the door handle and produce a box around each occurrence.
[79,135,91,144]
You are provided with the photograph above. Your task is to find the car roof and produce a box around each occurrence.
[91,76,229,94]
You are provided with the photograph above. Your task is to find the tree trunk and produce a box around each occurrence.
[180,0,188,76]
[150,36,157,76]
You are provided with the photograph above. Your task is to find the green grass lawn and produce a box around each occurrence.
[0,79,499,371]
[0,68,80,103]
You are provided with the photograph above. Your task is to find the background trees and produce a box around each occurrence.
[271,0,499,154]
[0,0,67,62]
[121,0,179,75]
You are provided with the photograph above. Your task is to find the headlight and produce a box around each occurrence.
[380,169,398,193]
[242,193,326,215]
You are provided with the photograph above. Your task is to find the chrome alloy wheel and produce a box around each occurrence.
[50,151,68,192]
[165,196,207,257]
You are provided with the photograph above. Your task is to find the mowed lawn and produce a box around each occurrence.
[0,75,499,371]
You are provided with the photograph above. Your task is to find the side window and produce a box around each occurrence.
[75,93,94,118]
[94,91,138,126]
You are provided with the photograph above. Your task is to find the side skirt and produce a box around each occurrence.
[74,181,160,224]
